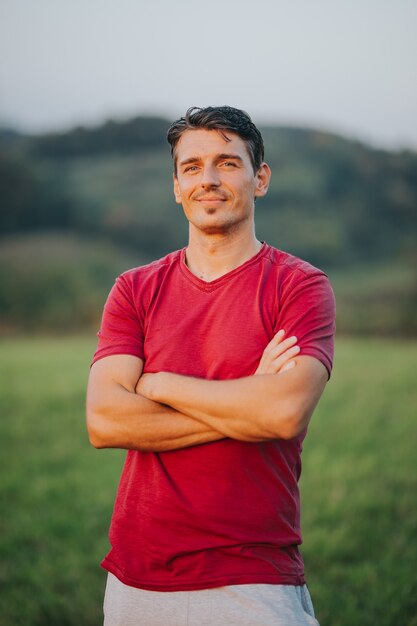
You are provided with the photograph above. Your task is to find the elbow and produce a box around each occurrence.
[87,427,106,449]
[86,419,104,449]
[263,404,311,441]
[86,407,112,449]
[278,418,307,440]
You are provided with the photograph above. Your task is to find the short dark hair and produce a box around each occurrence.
[167,106,265,174]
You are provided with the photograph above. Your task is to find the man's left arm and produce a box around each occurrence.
[137,355,327,442]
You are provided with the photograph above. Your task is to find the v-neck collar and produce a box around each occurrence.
[179,242,268,292]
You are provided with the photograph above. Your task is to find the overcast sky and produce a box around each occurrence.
[1,0,416,150]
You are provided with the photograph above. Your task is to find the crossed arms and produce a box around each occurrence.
[86,330,328,452]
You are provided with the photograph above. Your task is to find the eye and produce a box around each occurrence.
[220,161,236,168]
[184,165,199,173]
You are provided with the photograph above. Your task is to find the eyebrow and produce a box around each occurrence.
[216,153,244,163]
[178,153,244,167]
[179,157,200,167]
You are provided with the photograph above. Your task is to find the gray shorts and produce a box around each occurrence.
[103,572,320,626]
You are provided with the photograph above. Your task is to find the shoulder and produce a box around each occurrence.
[262,243,330,285]
[262,244,335,315]
[104,248,183,317]
[262,246,336,375]
[117,248,183,291]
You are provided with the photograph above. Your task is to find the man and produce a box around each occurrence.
[86,106,335,626]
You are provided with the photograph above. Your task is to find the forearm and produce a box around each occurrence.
[87,384,225,452]
[140,358,326,442]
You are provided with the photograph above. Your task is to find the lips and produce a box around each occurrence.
[197,197,225,201]
[194,195,228,201]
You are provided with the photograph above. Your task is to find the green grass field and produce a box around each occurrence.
[0,337,416,626]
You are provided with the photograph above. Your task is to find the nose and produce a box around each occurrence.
[200,164,220,189]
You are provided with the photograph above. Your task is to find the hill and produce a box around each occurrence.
[1,116,416,334]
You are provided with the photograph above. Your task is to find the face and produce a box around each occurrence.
[173,129,270,236]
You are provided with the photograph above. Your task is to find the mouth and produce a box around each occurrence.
[195,197,227,202]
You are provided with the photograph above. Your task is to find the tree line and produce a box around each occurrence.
[1,116,416,334]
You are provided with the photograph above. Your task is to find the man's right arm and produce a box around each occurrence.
[86,354,224,452]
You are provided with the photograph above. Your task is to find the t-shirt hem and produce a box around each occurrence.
[90,347,144,368]
[101,558,306,591]
[299,347,333,380]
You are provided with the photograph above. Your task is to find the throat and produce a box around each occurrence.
[195,268,230,282]
[184,238,263,283]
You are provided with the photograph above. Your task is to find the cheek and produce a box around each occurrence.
[177,179,193,195]
[236,179,256,198]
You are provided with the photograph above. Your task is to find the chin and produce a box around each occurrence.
[200,226,229,235]
[197,219,245,235]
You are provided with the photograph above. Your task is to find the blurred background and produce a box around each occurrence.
[0,1,416,625]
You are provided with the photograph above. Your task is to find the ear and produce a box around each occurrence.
[173,174,182,204]
[254,162,271,198]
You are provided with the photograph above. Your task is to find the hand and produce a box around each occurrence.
[254,329,300,375]
[136,372,159,400]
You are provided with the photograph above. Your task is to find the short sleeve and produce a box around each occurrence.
[276,271,336,378]
[91,273,144,366]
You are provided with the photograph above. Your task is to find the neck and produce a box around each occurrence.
[185,226,262,282]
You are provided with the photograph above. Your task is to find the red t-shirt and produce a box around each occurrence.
[92,243,336,591]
